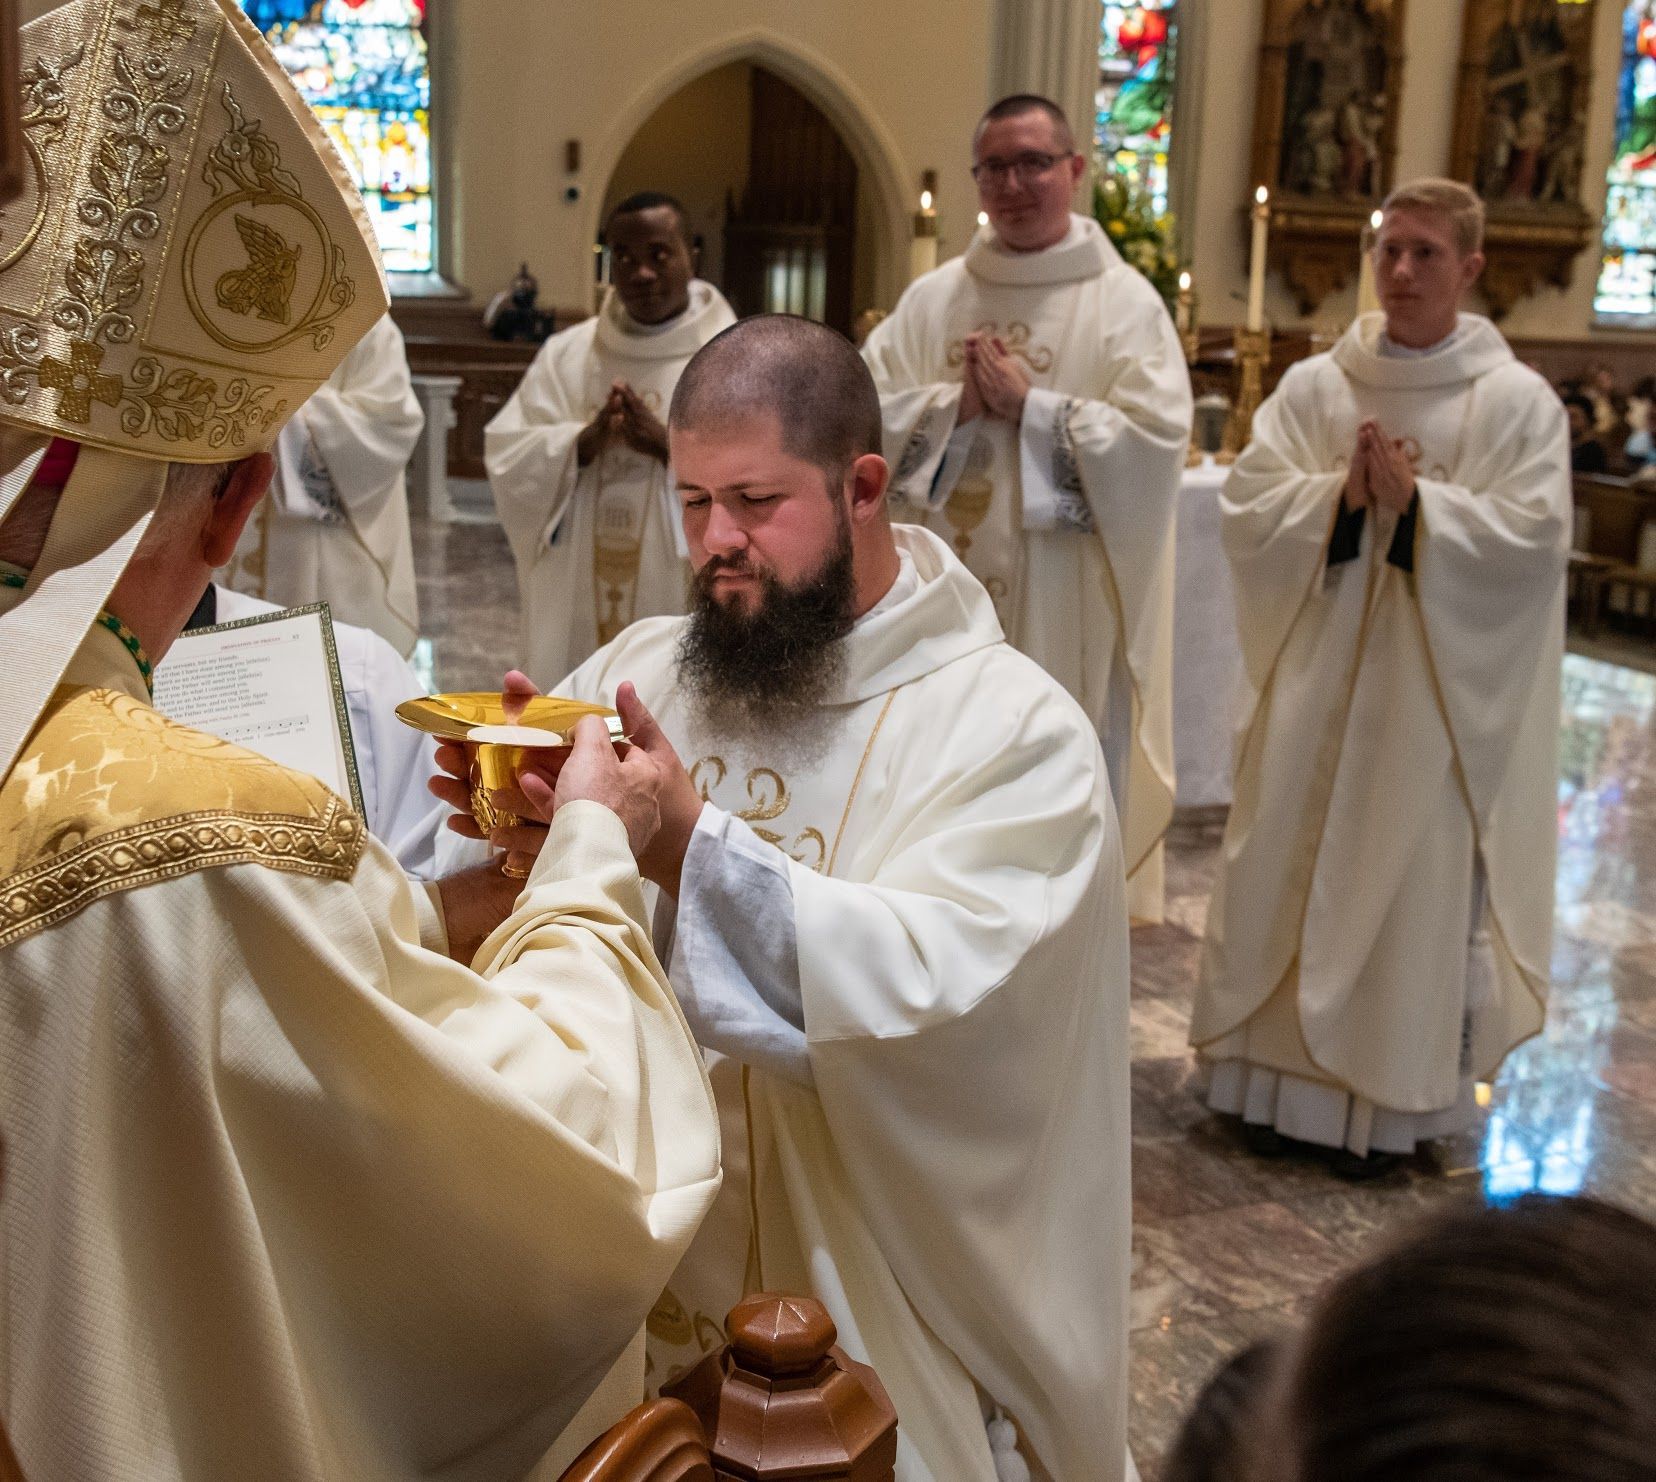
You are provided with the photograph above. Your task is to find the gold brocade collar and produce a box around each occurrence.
[0,559,154,698]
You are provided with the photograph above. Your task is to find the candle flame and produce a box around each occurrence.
[1255,185,1269,206]
[1179,271,1192,291]
[1370,208,1384,230]
[977,210,989,226]
[920,189,934,211]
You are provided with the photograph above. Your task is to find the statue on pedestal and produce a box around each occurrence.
[483,262,556,343]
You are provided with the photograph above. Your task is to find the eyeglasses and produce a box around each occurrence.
[970,152,1072,185]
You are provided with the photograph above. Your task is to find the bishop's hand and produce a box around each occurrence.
[428,670,546,842]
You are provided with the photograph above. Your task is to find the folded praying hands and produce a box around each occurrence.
[1343,419,1417,515]
[960,332,1031,425]
[577,379,670,466]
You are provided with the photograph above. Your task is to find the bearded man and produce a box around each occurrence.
[437,315,1135,1482]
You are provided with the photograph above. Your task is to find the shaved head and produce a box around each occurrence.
[669,314,882,488]
[975,93,1074,154]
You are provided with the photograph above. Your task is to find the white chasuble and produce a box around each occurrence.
[225,313,425,657]
[486,281,736,688]
[1190,314,1567,1127]
[0,599,720,1482]
[863,215,1190,920]
[555,527,1134,1482]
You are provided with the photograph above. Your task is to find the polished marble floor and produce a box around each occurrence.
[411,515,1656,1479]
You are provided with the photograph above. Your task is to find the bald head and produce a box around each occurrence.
[670,315,882,486]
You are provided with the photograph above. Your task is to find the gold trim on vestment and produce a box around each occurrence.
[0,795,362,948]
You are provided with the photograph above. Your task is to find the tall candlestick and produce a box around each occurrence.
[910,184,938,282]
[1246,186,1270,332]
[1356,207,1383,317]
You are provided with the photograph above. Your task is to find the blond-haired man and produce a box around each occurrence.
[0,4,717,1478]
[1189,178,1568,1176]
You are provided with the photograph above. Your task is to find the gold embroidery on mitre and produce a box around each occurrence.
[0,11,292,452]
[0,684,363,949]
[182,82,356,355]
[0,43,87,276]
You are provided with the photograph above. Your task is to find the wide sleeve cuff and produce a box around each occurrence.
[669,804,813,1085]
[1019,386,1095,534]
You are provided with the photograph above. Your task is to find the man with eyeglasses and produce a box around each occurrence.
[864,94,1191,921]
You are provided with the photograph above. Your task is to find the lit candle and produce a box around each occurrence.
[1356,207,1383,317]
[977,210,989,227]
[910,185,939,282]
[1246,186,1270,332]
[1176,270,1194,333]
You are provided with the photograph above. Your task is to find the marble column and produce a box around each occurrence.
[409,373,462,524]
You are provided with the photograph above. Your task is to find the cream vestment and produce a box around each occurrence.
[225,313,425,656]
[0,3,719,1476]
[1190,314,1568,1153]
[864,215,1191,919]
[553,526,1133,1482]
[486,281,735,686]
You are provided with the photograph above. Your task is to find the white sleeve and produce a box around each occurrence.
[667,804,811,1085]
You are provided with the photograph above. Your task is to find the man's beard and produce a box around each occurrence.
[675,510,856,747]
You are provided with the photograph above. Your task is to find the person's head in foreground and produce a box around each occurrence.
[603,190,697,327]
[1371,178,1486,349]
[1267,1194,1656,1482]
[972,94,1085,254]
[667,313,897,735]
[0,0,386,786]
[1163,1340,1283,1482]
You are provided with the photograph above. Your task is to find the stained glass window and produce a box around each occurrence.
[1596,1,1656,320]
[242,0,434,275]
[1096,1,1178,214]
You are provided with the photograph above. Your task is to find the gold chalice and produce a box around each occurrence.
[396,692,627,874]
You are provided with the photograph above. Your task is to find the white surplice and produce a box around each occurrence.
[225,313,425,656]
[486,282,736,687]
[0,594,720,1482]
[554,525,1132,1482]
[203,583,447,881]
[1189,313,1568,1153]
[863,215,1190,920]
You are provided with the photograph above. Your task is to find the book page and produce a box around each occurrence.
[153,604,362,812]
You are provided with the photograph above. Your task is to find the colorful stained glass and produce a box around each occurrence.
[1096,1,1177,214]
[1596,2,1656,319]
[242,0,434,274]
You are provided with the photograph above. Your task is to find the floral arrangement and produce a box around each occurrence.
[1091,168,1180,310]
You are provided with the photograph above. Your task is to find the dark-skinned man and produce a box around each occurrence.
[487,192,735,686]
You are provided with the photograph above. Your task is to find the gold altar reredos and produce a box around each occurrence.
[0,0,387,463]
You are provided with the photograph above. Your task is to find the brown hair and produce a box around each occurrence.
[1380,177,1486,256]
[669,314,883,490]
[1274,1195,1656,1482]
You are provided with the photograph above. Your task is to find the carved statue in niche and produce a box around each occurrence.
[1476,0,1574,203]
[1449,0,1596,319]
[1279,0,1388,198]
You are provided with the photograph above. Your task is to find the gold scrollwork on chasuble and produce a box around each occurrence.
[689,757,828,873]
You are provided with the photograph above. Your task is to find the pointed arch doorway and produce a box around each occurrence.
[602,61,870,337]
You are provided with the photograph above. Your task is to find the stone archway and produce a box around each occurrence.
[586,29,913,318]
